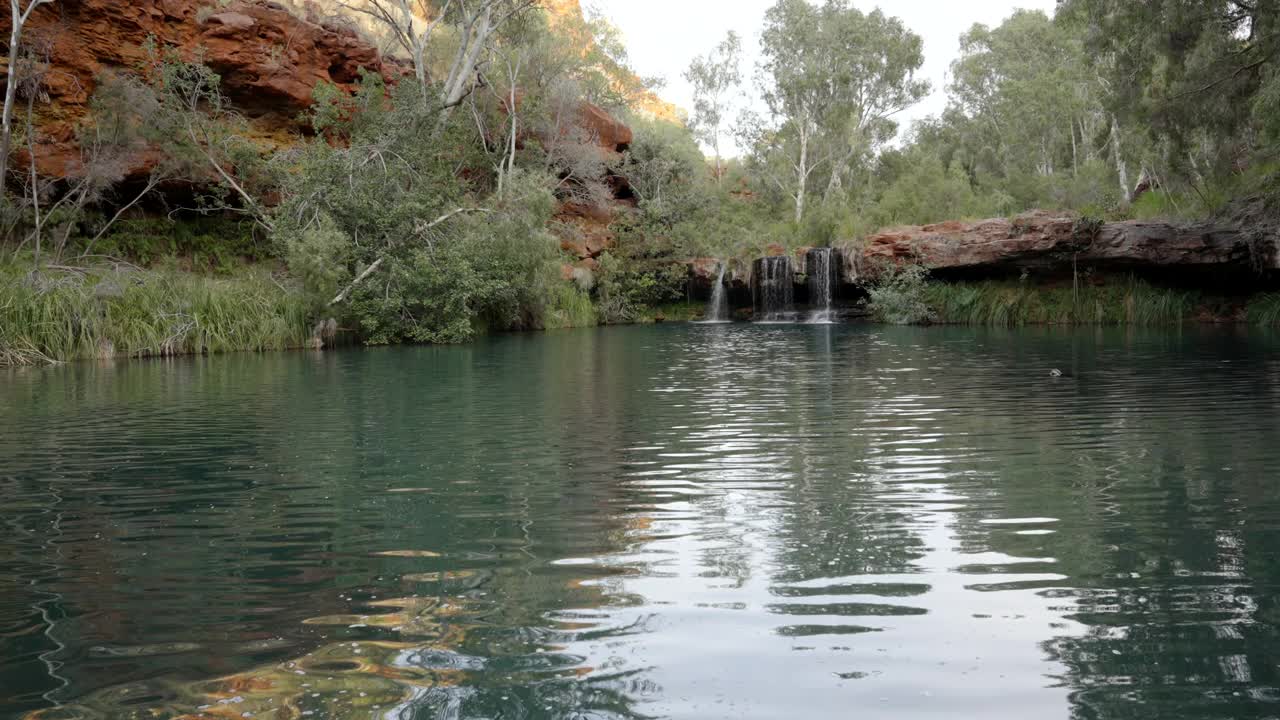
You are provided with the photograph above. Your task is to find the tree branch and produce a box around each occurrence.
[329,256,384,305]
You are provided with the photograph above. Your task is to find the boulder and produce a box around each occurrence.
[577,102,633,154]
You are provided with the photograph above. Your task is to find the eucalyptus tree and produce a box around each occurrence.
[754,0,836,223]
[949,11,1100,182]
[339,0,540,129]
[753,0,927,223]
[685,31,742,186]
[1061,0,1280,185]
[818,6,928,203]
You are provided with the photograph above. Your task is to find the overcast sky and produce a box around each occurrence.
[594,0,1058,154]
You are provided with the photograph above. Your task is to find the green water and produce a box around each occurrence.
[3,324,1280,719]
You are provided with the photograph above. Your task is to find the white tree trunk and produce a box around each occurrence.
[1111,115,1131,203]
[794,126,809,224]
[713,134,722,188]
[1,0,50,188]
[1070,119,1078,176]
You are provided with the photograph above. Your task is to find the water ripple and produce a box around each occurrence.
[4,325,1280,719]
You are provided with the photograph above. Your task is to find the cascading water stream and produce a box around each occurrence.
[702,261,731,323]
[806,248,837,324]
[753,257,794,322]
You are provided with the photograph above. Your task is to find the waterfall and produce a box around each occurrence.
[753,256,794,322]
[703,261,730,323]
[806,248,837,323]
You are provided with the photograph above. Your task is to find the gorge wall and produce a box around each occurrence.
[3,0,638,267]
[5,0,410,178]
[860,207,1280,284]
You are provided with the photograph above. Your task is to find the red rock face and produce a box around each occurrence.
[861,211,1273,276]
[6,0,411,177]
[8,0,635,191]
[577,102,632,155]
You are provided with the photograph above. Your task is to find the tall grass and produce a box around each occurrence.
[923,278,1201,326]
[0,263,311,365]
[543,285,598,330]
[1247,293,1280,325]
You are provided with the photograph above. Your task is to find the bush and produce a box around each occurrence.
[271,76,573,345]
[81,216,268,271]
[593,251,685,325]
[866,263,935,324]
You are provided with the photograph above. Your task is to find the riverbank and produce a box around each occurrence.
[0,257,709,366]
[11,260,1280,369]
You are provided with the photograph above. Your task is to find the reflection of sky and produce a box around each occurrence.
[556,325,1089,720]
[9,323,1280,720]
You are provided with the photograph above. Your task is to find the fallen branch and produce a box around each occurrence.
[327,207,490,306]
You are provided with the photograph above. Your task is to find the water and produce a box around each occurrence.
[806,248,837,324]
[4,324,1280,720]
[753,257,794,322]
[701,262,730,323]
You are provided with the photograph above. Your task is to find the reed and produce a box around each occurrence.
[543,285,599,330]
[0,263,311,365]
[922,278,1200,326]
[1247,293,1280,325]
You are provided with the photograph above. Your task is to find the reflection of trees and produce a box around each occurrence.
[8,324,1280,719]
[4,332,655,719]
[867,326,1280,720]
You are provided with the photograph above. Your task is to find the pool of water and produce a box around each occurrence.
[3,324,1280,719]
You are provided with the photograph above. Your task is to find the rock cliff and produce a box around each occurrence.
[5,0,410,178]
[3,0,636,190]
[861,210,1279,279]
[4,0,641,266]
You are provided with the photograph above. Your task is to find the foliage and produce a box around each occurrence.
[593,251,685,325]
[747,0,929,223]
[866,263,935,325]
[923,278,1201,326]
[80,216,268,271]
[685,31,742,179]
[870,151,1003,226]
[1062,0,1279,177]
[1247,294,1280,326]
[543,284,598,330]
[279,67,580,344]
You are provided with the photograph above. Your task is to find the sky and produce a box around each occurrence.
[594,0,1058,154]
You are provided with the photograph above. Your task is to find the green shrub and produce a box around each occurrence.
[867,263,935,324]
[594,251,686,325]
[1247,293,1280,325]
[81,216,268,271]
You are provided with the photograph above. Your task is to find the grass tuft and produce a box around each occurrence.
[1247,293,1280,325]
[543,285,599,330]
[0,262,311,365]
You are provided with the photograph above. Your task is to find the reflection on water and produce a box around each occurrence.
[3,324,1280,719]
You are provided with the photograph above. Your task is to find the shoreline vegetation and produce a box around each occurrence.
[3,0,1278,366]
[7,252,1280,368]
